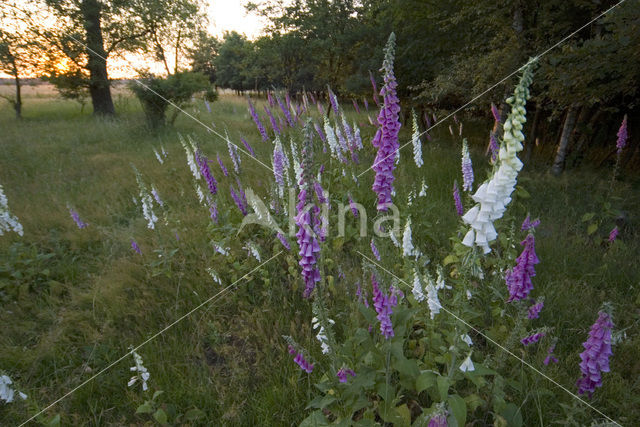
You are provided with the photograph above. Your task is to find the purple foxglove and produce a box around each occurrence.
[616,115,627,154]
[247,98,268,142]
[608,226,618,242]
[217,153,229,177]
[521,331,545,346]
[528,300,544,319]
[489,132,499,163]
[506,234,539,302]
[544,343,559,365]
[369,70,379,106]
[363,97,369,111]
[195,151,218,196]
[336,367,356,383]
[264,105,280,135]
[371,33,401,212]
[131,240,142,255]
[328,86,340,117]
[461,139,474,192]
[208,197,218,223]
[370,238,381,261]
[314,121,326,143]
[277,93,295,127]
[288,345,313,373]
[577,311,613,397]
[277,232,291,250]
[272,138,286,195]
[371,274,399,339]
[453,181,464,216]
[491,102,501,123]
[241,137,255,157]
[69,207,88,229]
[521,214,540,231]
[230,185,247,216]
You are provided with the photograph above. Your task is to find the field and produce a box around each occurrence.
[1,83,639,426]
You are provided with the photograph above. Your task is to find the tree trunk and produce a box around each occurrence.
[81,0,115,116]
[551,105,578,175]
[13,69,21,119]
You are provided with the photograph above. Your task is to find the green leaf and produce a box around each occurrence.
[436,376,450,401]
[416,371,437,393]
[443,254,458,265]
[500,403,523,427]
[587,223,598,235]
[153,408,168,425]
[136,402,153,414]
[447,394,467,426]
[46,414,61,427]
[152,390,164,400]
[299,410,330,427]
[581,212,595,222]
[395,404,412,427]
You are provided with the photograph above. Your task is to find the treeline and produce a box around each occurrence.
[195,0,639,171]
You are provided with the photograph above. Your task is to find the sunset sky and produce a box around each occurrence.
[1,1,271,79]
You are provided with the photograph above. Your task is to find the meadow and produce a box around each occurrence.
[0,77,639,426]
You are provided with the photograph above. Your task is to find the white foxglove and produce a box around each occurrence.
[0,184,23,236]
[412,110,423,168]
[128,350,150,391]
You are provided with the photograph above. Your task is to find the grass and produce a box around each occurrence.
[0,86,639,425]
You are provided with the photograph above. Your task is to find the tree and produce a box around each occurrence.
[37,0,206,116]
[189,32,220,83]
[130,71,210,128]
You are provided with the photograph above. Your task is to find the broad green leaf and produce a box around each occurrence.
[136,402,153,414]
[153,408,168,425]
[581,212,595,222]
[500,403,523,427]
[416,371,437,393]
[436,376,450,401]
[447,394,467,426]
[587,222,598,235]
[300,410,330,426]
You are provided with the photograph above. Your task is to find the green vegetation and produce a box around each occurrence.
[1,87,638,425]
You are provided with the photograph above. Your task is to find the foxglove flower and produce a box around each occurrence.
[0,375,27,403]
[151,186,163,206]
[323,116,340,159]
[371,274,399,339]
[179,135,200,180]
[426,275,442,319]
[264,106,280,135]
[370,238,381,261]
[461,139,474,192]
[195,151,217,196]
[208,197,218,223]
[459,352,475,372]
[337,367,356,383]
[153,149,164,164]
[419,180,428,197]
[348,195,359,217]
[208,268,222,285]
[352,99,360,113]
[411,268,425,302]
[241,137,255,157]
[312,316,334,354]
[248,99,268,142]
[491,102,501,123]
[128,349,150,391]
[461,334,473,346]
[402,217,415,257]
[272,137,286,196]
[230,185,247,216]
[353,123,363,150]
[277,93,295,127]
[489,132,499,163]
[217,153,229,177]
[277,232,291,250]
[577,311,613,397]
[521,331,545,346]
[295,123,322,298]
[244,242,261,261]
[69,207,88,229]
[461,60,535,253]
[616,115,628,154]
[0,184,23,236]
[506,234,539,302]
[608,226,618,242]
[314,121,326,143]
[412,110,423,168]
[521,214,540,231]
[288,345,314,373]
[328,86,340,118]
[544,343,559,365]
[227,140,241,174]
[371,33,401,212]
[428,412,448,427]
[453,181,463,216]
[528,300,544,319]
[363,97,369,111]
[131,240,142,255]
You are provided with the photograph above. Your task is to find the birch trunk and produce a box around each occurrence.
[551,105,578,175]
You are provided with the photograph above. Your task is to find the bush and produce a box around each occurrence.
[130,71,211,128]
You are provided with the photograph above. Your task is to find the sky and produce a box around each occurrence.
[206,1,269,40]
[0,1,270,79]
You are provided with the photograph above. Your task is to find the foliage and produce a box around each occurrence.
[129,71,211,128]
